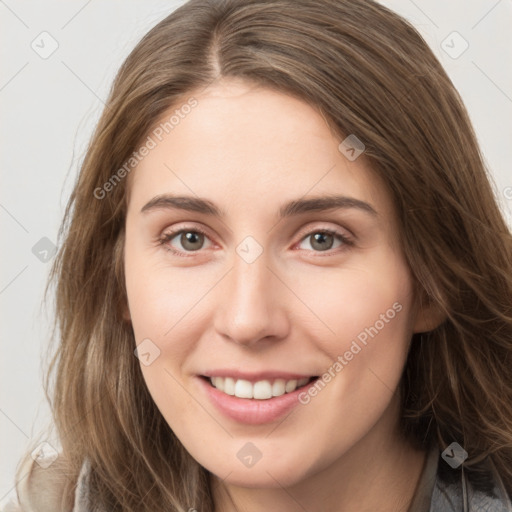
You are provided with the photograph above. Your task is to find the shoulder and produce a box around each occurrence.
[432,452,512,512]
[3,451,76,512]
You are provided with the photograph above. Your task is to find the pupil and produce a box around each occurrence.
[182,232,203,251]
[312,232,333,251]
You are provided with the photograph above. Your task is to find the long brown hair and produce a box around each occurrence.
[16,0,512,509]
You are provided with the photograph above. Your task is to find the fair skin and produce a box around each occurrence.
[123,78,442,511]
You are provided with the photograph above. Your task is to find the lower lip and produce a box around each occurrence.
[198,377,317,425]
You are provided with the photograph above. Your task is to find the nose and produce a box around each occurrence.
[213,251,290,348]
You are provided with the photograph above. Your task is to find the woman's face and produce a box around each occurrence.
[124,78,432,487]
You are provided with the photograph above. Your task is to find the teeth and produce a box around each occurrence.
[272,379,286,397]
[224,377,235,396]
[209,376,312,400]
[285,379,298,393]
[234,379,253,399]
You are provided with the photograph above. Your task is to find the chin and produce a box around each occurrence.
[221,468,305,489]
[203,453,310,489]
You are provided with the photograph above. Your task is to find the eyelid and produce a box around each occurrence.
[293,222,353,244]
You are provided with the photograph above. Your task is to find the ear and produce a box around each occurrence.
[412,295,447,333]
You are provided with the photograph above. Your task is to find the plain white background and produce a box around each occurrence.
[1,0,511,506]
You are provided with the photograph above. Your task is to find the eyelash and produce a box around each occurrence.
[158,225,354,257]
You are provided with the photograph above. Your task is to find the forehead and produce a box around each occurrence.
[126,79,392,220]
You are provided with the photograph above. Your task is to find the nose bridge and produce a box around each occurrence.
[231,251,270,307]
[213,247,288,346]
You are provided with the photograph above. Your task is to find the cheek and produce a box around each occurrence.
[283,257,414,470]
[301,250,415,396]
[125,261,210,434]
[124,247,224,427]
[300,251,413,344]
[124,236,217,345]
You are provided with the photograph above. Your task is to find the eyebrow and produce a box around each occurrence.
[140,194,377,218]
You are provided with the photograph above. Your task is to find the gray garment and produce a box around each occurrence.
[409,444,512,512]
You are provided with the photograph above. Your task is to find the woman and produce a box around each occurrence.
[8,0,512,510]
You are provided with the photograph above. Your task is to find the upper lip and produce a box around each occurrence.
[200,370,318,383]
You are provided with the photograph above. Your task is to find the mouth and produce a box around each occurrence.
[201,375,318,400]
[197,370,321,424]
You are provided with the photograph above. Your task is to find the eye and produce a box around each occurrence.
[159,226,353,256]
[159,227,213,255]
[296,229,352,253]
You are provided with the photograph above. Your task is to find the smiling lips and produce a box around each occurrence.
[198,370,320,423]
[209,376,314,399]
